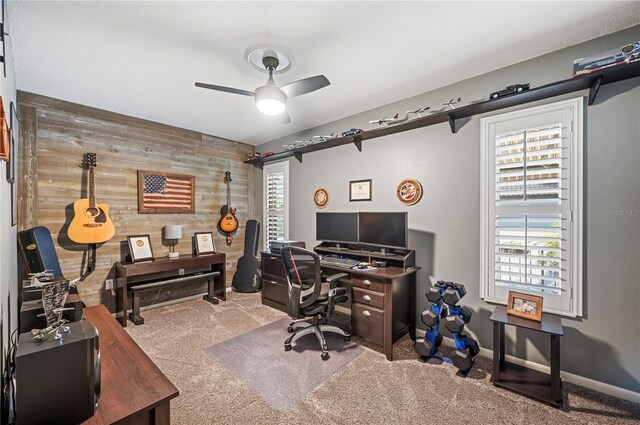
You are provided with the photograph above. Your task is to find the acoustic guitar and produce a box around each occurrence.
[217,171,239,245]
[68,153,115,244]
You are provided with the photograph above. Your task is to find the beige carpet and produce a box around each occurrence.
[125,291,640,424]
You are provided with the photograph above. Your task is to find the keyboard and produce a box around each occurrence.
[320,256,360,268]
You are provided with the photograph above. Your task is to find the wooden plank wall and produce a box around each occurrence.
[17,91,256,309]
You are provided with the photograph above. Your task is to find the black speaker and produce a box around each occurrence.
[16,319,100,425]
[17,226,63,277]
[232,220,262,292]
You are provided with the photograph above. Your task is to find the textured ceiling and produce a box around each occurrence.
[8,1,640,145]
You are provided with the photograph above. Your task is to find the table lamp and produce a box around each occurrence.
[164,224,182,259]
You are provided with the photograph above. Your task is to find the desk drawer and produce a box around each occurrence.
[353,287,385,309]
[262,256,286,279]
[262,278,288,305]
[351,303,384,345]
[352,277,384,293]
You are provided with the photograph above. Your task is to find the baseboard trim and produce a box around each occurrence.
[416,329,640,403]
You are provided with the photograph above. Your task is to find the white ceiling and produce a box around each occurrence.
[8,1,640,145]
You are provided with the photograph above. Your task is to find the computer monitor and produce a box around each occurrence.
[316,212,358,248]
[358,212,408,251]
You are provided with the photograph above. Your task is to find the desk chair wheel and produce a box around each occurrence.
[321,352,330,361]
[284,343,292,351]
[287,326,294,333]
[344,335,351,342]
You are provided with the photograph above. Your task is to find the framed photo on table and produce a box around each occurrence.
[506,291,544,322]
[127,235,155,262]
[195,231,216,255]
[349,179,372,201]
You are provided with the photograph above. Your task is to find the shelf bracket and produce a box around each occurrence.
[588,76,602,106]
[294,152,303,163]
[353,138,362,152]
[447,114,457,134]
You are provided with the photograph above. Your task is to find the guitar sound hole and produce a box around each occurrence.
[85,207,100,217]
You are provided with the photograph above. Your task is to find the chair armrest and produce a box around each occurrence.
[287,283,302,319]
[325,273,348,289]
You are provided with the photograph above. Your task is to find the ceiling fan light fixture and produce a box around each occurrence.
[255,85,287,116]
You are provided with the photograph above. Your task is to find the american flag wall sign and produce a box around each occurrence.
[137,170,195,213]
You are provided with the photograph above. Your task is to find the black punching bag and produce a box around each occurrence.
[232,220,262,292]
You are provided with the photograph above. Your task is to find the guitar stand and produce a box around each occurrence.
[80,243,97,281]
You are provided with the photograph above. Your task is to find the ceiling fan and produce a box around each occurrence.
[195,54,330,124]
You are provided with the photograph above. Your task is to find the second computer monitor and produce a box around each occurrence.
[358,212,407,249]
[316,212,359,244]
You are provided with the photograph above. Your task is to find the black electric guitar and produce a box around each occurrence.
[232,219,261,293]
[217,171,239,246]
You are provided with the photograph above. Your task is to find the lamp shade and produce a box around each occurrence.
[164,224,182,240]
[254,85,287,116]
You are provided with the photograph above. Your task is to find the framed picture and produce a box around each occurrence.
[127,235,155,262]
[507,291,544,322]
[9,102,18,226]
[194,231,216,255]
[137,170,195,214]
[349,179,372,201]
[0,99,8,162]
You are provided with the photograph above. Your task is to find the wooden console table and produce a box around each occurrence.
[82,305,179,424]
[115,253,226,327]
[490,305,564,407]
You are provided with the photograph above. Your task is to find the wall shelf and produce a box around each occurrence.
[245,61,640,168]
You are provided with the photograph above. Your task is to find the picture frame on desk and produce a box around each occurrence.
[194,231,216,255]
[127,234,155,262]
[349,179,372,201]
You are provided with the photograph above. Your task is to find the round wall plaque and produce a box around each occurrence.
[396,179,423,206]
[313,188,330,208]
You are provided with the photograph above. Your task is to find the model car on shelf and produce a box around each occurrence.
[262,151,275,157]
[341,128,363,137]
[573,41,640,76]
[490,84,530,99]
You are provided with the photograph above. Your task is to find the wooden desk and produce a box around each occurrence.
[83,305,179,424]
[115,253,226,327]
[490,305,564,407]
[261,247,418,361]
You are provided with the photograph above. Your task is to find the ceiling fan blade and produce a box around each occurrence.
[195,82,255,97]
[278,111,291,124]
[280,75,330,98]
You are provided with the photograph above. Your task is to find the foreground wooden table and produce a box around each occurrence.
[490,305,563,407]
[83,305,179,424]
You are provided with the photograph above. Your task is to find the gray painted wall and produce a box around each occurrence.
[1,26,18,400]
[255,26,640,392]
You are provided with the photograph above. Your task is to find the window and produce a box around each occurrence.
[480,98,583,317]
[263,161,289,249]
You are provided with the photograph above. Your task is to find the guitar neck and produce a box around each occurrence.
[89,166,96,208]
[226,181,231,208]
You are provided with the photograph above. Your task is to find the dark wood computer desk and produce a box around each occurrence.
[83,305,179,424]
[262,245,419,361]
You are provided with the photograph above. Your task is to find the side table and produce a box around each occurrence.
[490,305,563,407]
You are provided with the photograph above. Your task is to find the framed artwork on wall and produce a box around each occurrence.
[0,99,8,162]
[9,102,18,226]
[396,178,423,206]
[138,170,195,214]
[349,179,372,201]
[194,231,216,255]
[506,291,544,322]
[313,188,329,208]
[127,235,155,262]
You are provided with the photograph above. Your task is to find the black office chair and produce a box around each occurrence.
[280,246,350,360]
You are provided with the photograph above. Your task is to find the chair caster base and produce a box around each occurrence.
[284,344,292,352]
[321,352,330,361]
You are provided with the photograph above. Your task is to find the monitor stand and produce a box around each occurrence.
[376,247,395,256]
[332,243,348,251]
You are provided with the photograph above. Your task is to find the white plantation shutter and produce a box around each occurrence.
[481,98,583,317]
[263,162,289,249]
